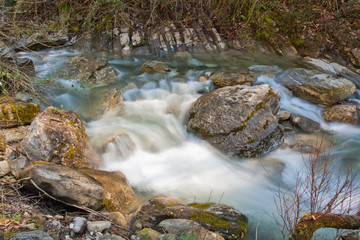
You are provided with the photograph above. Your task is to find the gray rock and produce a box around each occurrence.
[277,110,291,121]
[132,196,247,240]
[9,230,53,240]
[274,68,356,106]
[20,106,99,169]
[322,104,359,124]
[22,162,104,210]
[159,219,224,240]
[8,155,30,179]
[290,114,321,132]
[101,234,126,240]
[66,55,118,88]
[87,221,112,232]
[210,70,255,87]
[187,84,283,158]
[14,32,68,51]
[0,126,29,143]
[72,217,87,234]
[0,160,10,177]
[158,234,182,240]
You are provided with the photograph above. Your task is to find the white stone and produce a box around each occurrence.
[87,221,111,233]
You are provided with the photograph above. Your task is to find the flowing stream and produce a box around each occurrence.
[19,48,360,239]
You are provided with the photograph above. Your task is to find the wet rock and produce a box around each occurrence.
[248,65,283,77]
[257,157,285,176]
[80,168,139,215]
[132,196,247,240]
[274,68,356,106]
[14,32,68,51]
[140,61,170,73]
[198,76,207,82]
[98,88,124,118]
[22,162,104,210]
[290,114,321,132]
[136,228,161,240]
[277,110,291,121]
[159,219,225,240]
[304,57,360,88]
[99,132,136,159]
[210,70,255,87]
[66,54,118,88]
[285,133,333,153]
[9,230,53,240]
[0,160,10,176]
[20,106,99,169]
[71,217,87,234]
[0,97,41,128]
[322,104,358,124]
[87,221,111,232]
[0,126,29,143]
[187,84,283,158]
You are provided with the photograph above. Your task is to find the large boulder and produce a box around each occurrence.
[20,106,99,169]
[140,61,170,73]
[65,54,118,87]
[0,97,40,128]
[210,70,255,87]
[274,68,356,106]
[187,84,283,158]
[21,162,104,210]
[132,196,247,240]
[322,104,359,124]
[14,32,68,51]
[80,168,139,216]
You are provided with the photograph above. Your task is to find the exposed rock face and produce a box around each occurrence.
[187,84,283,158]
[0,97,41,128]
[322,104,358,124]
[159,219,225,240]
[132,196,247,240]
[140,61,170,73]
[22,162,104,210]
[20,107,99,169]
[80,168,139,216]
[274,68,356,106]
[66,55,118,87]
[210,70,255,87]
[14,32,68,51]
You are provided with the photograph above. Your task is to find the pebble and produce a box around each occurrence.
[198,76,207,82]
[87,220,111,233]
[71,217,87,234]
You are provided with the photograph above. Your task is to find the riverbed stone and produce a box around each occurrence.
[274,68,356,106]
[248,65,283,77]
[140,61,171,73]
[132,196,247,240]
[22,161,104,210]
[137,228,161,240]
[0,97,41,128]
[187,84,283,158]
[276,110,291,121]
[66,54,118,87]
[20,106,99,169]
[80,168,139,216]
[210,70,255,87]
[87,221,112,232]
[322,104,358,124]
[71,217,87,234]
[159,219,225,240]
[290,114,321,132]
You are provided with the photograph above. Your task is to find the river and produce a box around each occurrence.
[18,48,360,239]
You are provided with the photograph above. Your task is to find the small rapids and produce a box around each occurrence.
[22,48,360,239]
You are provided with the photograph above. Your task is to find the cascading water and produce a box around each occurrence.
[21,48,360,239]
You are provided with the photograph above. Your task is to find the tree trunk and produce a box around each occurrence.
[291,212,360,240]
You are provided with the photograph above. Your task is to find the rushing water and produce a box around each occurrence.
[19,48,360,239]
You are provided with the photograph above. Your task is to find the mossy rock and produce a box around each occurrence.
[132,196,247,240]
[0,97,40,128]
